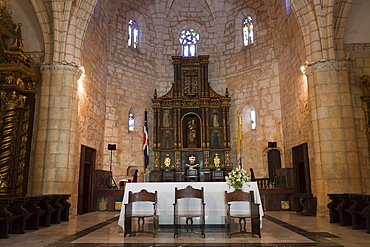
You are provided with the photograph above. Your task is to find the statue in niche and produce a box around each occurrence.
[163,111,171,127]
[163,130,172,148]
[187,119,197,145]
[212,130,221,148]
[211,111,220,127]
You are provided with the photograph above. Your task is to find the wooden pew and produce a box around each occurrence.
[8,197,28,234]
[349,194,367,230]
[337,194,356,226]
[327,194,341,223]
[359,195,370,233]
[48,195,63,224]
[37,195,53,227]
[0,198,13,239]
[59,194,71,221]
[24,197,42,230]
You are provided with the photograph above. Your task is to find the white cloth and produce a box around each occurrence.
[117,181,264,228]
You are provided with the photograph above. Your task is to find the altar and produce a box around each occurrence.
[117,182,264,229]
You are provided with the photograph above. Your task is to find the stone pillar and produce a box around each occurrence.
[30,64,82,195]
[306,60,362,216]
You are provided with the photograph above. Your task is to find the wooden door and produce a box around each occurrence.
[292,143,311,194]
[78,145,96,214]
[267,149,281,185]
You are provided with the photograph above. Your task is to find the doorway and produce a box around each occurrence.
[267,149,281,186]
[78,145,96,214]
[292,143,311,194]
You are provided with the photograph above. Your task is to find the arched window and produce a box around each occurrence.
[242,104,257,132]
[179,29,200,57]
[128,19,138,48]
[243,16,254,46]
[250,109,256,130]
[128,113,135,132]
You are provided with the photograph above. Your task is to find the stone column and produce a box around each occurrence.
[30,63,82,195]
[306,60,362,216]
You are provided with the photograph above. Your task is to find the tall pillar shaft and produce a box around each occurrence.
[30,64,82,195]
[307,60,363,216]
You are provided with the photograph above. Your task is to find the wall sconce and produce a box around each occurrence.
[300,64,307,75]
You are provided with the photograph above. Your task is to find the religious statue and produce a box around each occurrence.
[212,130,221,148]
[212,111,220,127]
[163,130,171,148]
[187,119,197,144]
[163,111,171,127]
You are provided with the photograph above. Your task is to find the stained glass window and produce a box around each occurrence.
[128,19,138,48]
[179,29,200,57]
[128,113,135,132]
[243,16,254,46]
[250,110,256,130]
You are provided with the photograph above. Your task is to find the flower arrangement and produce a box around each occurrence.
[225,168,251,190]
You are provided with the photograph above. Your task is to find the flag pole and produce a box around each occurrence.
[143,109,149,171]
[237,112,242,170]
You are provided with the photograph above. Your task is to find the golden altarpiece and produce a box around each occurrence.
[150,56,231,182]
[0,7,37,196]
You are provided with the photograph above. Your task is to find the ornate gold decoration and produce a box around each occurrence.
[163,154,172,167]
[225,151,231,167]
[213,153,221,167]
[154,152,160,168]
[359,75,370,96]
[150,56,231,181]
[0,8,36,196]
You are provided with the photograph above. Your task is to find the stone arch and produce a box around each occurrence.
[29,0,97,64]
[333,1,353,59]
[289,0,323,61]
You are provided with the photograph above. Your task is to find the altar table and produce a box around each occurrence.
[118,182,264,229]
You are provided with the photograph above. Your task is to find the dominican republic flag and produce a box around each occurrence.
[143,110,149,168]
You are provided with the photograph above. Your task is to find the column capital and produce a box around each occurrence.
[40,63,83,78]
[305,59,351,76]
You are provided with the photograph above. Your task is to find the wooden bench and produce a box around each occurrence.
[24,197,42,230]
[327,194,341,223]
[0,198,13,239]
[59,194,71,221]
[48,195,64,224]
[8,197,29,234]
[358,195,370,233]
[0,194,71,238]
[328,193,370,231]
[348,194,368,230]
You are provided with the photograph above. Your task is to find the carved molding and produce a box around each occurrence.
[305,60,351,76]
[40,64,83,78]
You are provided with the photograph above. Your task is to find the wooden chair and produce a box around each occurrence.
[184,167,200,182]
[211,168,224,182]
[124,189,157,238]
[161,169,176,182]
[173,185,205,238]
[224,189,261,238]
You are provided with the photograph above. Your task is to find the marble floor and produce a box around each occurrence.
[1,211,370,247]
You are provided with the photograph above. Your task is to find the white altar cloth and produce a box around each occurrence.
[118,182,264,229]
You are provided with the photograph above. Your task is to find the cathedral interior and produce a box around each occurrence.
[1,1,370,242]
